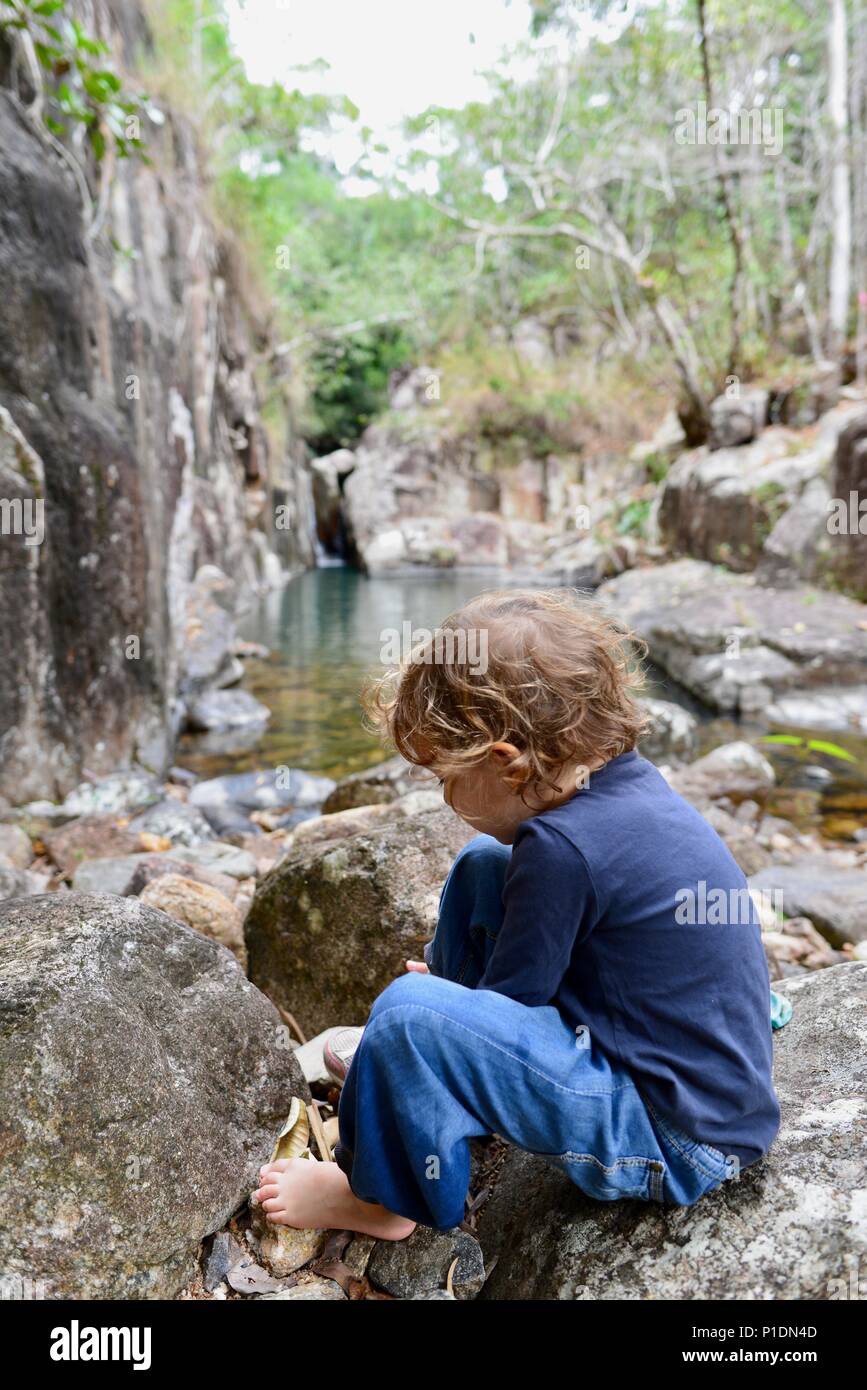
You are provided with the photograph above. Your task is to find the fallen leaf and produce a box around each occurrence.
[271,1096,310,1162]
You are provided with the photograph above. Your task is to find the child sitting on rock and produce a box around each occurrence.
[254,589,781,1239]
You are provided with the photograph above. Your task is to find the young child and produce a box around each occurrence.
[254,589,781,1239]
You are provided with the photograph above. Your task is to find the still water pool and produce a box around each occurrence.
[176,566,867,840]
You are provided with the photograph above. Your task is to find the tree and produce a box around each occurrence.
[827,0,852,358]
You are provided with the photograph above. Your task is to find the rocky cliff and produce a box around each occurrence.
[0,0,311,802]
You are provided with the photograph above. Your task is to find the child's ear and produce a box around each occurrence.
[489,742,525,782]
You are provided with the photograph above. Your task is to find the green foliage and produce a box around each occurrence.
[304,325,413,454]
[144,0,843,449]
[0,0,146,159]
[616,498,654,537]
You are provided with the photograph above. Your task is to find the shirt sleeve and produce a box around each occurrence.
[476,818,599,1006]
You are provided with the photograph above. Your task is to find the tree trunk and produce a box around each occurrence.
[828,0,852,359]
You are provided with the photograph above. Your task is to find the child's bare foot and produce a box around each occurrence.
[253,1158,416,1241]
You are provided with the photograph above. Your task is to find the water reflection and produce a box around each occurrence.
[175,568,867,839]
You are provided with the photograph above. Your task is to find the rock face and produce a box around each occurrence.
[476,961,867,1299]
[245,801,473,1035]
[316,367,577,573]
[599,558,867,715]
[0,3,309,803]
[0,893,308,1299]
[658,403,859,575]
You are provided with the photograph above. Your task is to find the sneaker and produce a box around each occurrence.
[323,1025,365,1085]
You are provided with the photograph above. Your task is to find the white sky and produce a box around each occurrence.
[226,0,536,192]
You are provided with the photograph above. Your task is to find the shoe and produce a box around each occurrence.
[323,1025,364,1085]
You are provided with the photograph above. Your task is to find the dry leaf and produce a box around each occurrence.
[271,1096,310,1162]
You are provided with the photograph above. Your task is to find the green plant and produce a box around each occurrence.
[643,452,671,485]
[0,0,146,160]
[616,498,653,536]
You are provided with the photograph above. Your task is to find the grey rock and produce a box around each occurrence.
[185,690,271,733]
[708,386,769,448]
[0,825,33,869]
[202,1231,245,1292]
[0,77,310,805]
[257,1279,347,1301]
[71,844,255,895]
[638,697,698,763]
[191,767,336,813]
[310,449,356,553]
[72,853,157,896]
[59,769,163,818]
[196,800,261,842]
[166,842,258,880]
[757,477,835,587]
[367,1225,486,1301]
[598,559,867,714]
[670,740,775,805]
[0,893,309,1299]
[181,567,237,694]
[246,804,473,1035]
[127,798,214,847]
[765,686,867,733]
[750,858,867,947]
[0,866,43,900]
[477,962,867,1299]
[124,855,239,901]
[168,766,198,787]
[322,757,424,815]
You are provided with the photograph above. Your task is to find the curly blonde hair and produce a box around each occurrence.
[363,588,651,802]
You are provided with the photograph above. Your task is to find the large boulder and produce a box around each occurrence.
[598,559,867,714]
[708,386,769,449]
[321,756,423,814]
[750,857,867,947]
[476,961,867,1299]
[245,802,473,1035]
[138,873,247,965]
[660,403,861,578]
[669,740,775,806]
[0,893,307,1299]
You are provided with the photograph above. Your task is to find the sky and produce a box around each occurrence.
[225,0,537,192]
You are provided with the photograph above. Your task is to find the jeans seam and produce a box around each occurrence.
[553,1153,663,1201]
[644,1100,727,1181]
[365,998,636,1098]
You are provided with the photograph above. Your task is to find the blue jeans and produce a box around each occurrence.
[334,834,730,1230]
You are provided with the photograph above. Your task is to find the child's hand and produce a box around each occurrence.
[405,960,430,974]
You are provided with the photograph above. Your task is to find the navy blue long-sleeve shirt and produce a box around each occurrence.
[477,749,781,1167]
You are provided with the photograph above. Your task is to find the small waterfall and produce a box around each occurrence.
[308,494,346,568]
